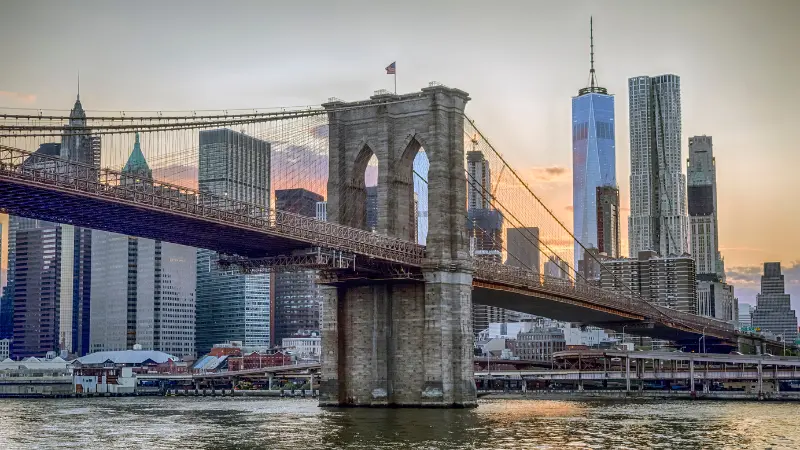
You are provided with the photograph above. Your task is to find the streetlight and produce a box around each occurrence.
[698,326,707,354]
[621,325,627,350]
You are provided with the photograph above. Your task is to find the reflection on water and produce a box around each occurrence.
[0,397,798,449]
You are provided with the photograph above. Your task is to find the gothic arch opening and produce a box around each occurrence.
[338,143,377,231]
[398,136,429,244]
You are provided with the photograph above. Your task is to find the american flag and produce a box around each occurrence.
[385,61,396,75]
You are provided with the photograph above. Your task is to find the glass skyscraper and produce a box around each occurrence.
[572,19,616,268]
[91,136,196,359]
[196,129,271,354]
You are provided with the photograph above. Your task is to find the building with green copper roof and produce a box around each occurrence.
[122,133,152,179]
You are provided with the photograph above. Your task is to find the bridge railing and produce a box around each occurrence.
[473,259,735,337]
[473,259,638,311]
[0,145,425,265]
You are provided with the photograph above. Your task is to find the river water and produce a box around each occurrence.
[0,397,796,449]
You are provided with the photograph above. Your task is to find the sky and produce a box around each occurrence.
[1,0,799,306]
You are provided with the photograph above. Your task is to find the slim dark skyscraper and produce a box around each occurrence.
[572,18,616,268]
[596,185,620,258]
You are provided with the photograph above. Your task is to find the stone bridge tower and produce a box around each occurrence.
[320,85,476,407]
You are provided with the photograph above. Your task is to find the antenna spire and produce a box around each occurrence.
[77,70,80,101]
[578,16,607,95]
[589,16,597,89]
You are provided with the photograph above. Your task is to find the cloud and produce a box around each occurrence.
[0,91,36,104]
[526,166,570,183]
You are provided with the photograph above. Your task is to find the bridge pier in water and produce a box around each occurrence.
[319,86,477,407]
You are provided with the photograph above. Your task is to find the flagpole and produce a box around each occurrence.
[394,72,397,94]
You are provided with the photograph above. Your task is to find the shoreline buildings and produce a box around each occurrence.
[572,18,617,270]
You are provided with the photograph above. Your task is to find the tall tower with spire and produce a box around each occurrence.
[60,80,99,167]
[572,18,618,272]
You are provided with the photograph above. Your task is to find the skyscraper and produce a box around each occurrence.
[273,189,324,346]
[196,129,271,354]
[628,74,689,257]
[11,221,61,358]
[60,93,100,168]
[466,149,509,334]
[0,222,9,340]
[572,18,616,267]
[506,227,540,272]
[467,150,492,211]
[596,186,620,258]
[365,186,378,232]
[90,136,196,359]
[752,263,798,343]
[7,94,95,358]
[696,280,735,323]
[687,135,724,280]
[466,150,503,261]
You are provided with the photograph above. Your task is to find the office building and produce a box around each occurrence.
[11,222,61,358]
[514,327,566,362]
[506,227,540,272]
[696,280,735,323]
[315,201,327,221]
[276,188,323,218]
[8,215,91,358]
[273,189,324,345]
[0,223,9,340]
[738,303,753,329]
[7,95,96,358]
[600,251,697,314]
[577,247,607,284]
[628,74,689,257]
[60,93,100,167]
[0,339,9,360]
[196,129,271,354]
[281,333,321,361]
[545,256,571,280]
[752,263,798,343]
[467,208,504,262]
[467,150,492,210]
[687,135,724,280]
[466,149,513,334]
[596,186,621,258]
[90,139,196,359]
[90,232,196,359]
[365,186,378,232]
[572,18,617,266]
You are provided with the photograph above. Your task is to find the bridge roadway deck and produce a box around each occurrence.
[0,146,764,348]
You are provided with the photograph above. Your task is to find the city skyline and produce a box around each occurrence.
[1,1,799,308]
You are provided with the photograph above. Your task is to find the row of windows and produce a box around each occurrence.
[573,121,615,141]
